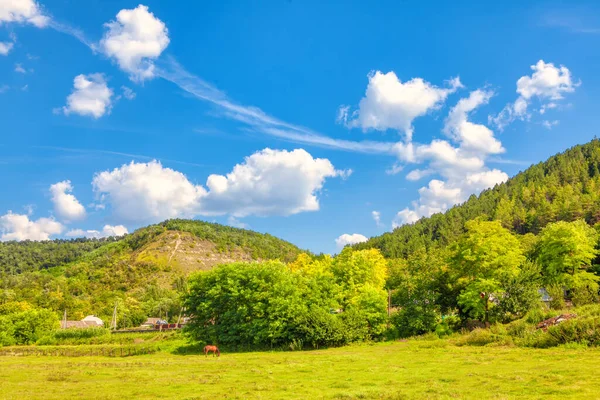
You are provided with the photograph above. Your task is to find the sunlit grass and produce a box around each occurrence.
[2,339,600,399]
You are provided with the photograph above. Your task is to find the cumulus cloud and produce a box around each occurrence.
[92,160,206,223]
[100,5,170,81]
[0,212,63,241]
[491,60,578,130]
[92,148,347,223]
[66,224,128,238]
[0,41,13,55]
[392,90,509,227]
[444,89,504,155]
[338,71,462,140]
[395,139,484,174]
[335,233,368,249]
[200,148,349,217]
[0,0,49,27]
[393,169,508,227]
[62,74,113,118]
[49,180,86,222]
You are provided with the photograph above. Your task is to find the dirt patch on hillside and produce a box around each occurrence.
[133,231,255,275]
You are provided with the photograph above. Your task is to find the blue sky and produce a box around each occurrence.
[0,0,599,254]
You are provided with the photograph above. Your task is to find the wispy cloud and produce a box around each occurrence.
[34,146,207,168]
[48,20,95,48]
[487,156,531,166]
[155,57,398,154]
[540,9,600,34]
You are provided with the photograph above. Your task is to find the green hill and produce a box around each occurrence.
[355,138,600,258]
[0,219,303,326]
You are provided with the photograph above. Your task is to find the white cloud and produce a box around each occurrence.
[227,216,249,229]
[385,163,404,175]
[62,74,113,119]
[372,210,383,227]
[100,5,169,81]
[405,168,433,181]
[14,63,26,73]
[66,224,128,238]
[444,89,504,155]
[516,60,576,101]
[542,120,559,129]
[540,103,557,114]
[0,212,63,241]
[92,160,206,224]
[49,180,86,222]
[93,149,348,223]
[335,233,368,249]
[391,89,509,228]
[413,140,485,174]
[0,0,49,27]
[393,169,508,227]
[200,148,349,217]
[491,60,578,130]
[0,41,13,55]
[121,85,136,100]
[339,71,462,140]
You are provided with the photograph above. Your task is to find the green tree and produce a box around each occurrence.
[451,220,526,325]
[536,220,599,283]
[184,261,308,349]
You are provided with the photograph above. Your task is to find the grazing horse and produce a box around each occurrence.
[204,345,220,357]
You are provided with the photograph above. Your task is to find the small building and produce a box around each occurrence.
[141,318,168,328]
[82,315,104,327]
[62,315,105,329]
[539,288,552,303]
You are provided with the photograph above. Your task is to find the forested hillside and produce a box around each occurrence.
[0,219,303,330]
[355,139,600,258]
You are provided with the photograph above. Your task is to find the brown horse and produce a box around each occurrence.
[204,345,220,357]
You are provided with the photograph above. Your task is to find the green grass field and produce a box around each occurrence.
[1,339,599,399]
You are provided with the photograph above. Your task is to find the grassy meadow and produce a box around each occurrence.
[2,339,600,399]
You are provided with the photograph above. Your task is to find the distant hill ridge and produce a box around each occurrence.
[0,218,303,276]
[355,138,600,258]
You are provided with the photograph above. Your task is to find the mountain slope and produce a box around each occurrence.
[0,219,303,324]
[355,138,600,258]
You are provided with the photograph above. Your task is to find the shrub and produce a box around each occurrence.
[545,317,600,346]
[435,315,461,337]
[391,305,440,338]
[455,329,497,346]
[455,328,513,347]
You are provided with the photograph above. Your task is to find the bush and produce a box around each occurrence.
[435,315,461,337]
[294,307,346,348]
[455,329,498,346]
[391,305,440,338]
[0,308,59,346]
[544,317,600,346]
